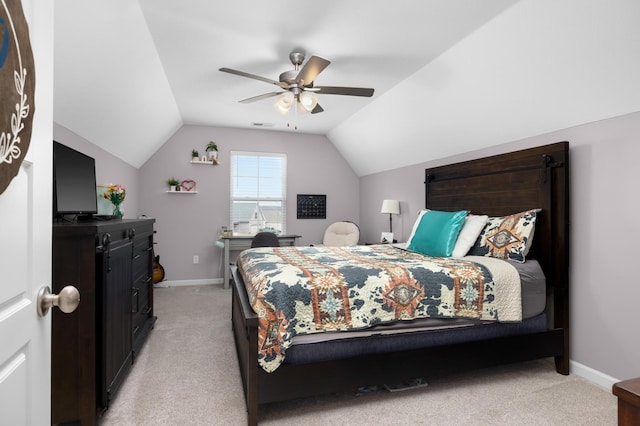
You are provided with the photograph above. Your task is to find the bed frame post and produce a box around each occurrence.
[548,146,570,374]
[231,267,260,425]
[246,325,259,425]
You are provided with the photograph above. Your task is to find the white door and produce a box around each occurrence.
[0,0,54,424]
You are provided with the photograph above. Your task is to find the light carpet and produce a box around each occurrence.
[101,285,617,425]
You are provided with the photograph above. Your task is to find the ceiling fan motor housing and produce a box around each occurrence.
[279,70,300,86]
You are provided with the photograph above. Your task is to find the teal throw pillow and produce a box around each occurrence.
[407,210,468,257]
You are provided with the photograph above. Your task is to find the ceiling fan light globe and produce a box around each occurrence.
[275,103,290,115]
[299,92,318,112]
[274,92,294,114]
[296,101,309,115]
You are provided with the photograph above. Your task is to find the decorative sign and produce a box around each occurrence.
[297,194,326,219]
[180,179,196,192]
[0,0,35,195]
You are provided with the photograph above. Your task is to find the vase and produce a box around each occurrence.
[112,203,123,218]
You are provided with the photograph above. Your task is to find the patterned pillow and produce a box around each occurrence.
[467,209,540,263]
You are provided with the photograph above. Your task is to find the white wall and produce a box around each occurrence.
[360,110,640,382]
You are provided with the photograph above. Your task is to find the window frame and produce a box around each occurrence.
[230,151,287,235]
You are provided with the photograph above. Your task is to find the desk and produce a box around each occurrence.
[218,234,301,288]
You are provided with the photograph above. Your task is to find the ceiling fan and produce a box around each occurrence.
[219,51,375,115]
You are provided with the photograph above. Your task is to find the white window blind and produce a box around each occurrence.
[230,151,287,235]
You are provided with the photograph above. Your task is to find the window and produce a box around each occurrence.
[230,151,287,235]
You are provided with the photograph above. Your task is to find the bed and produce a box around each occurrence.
[231,142,569,425]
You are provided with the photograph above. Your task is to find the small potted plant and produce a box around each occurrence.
[167,177,180,191]
[206,141,218,163]
[191,149,199,161]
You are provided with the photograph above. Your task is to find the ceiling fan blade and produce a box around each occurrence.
[295,56,331,86]
[219,67,286,88]
[310,103,324,114]
[238,92,282,104]
[314,86,375,97]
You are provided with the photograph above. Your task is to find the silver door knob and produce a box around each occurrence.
[37,285,80,317]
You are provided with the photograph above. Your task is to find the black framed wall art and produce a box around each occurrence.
[297,194,326,219]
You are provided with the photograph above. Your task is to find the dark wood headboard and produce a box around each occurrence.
[424,142,569,333]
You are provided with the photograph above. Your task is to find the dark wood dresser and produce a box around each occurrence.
[52,218,156,425]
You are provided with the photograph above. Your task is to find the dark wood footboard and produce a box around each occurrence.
[232,265,566,426]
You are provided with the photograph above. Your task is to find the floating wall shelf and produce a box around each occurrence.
[190,159,218,165]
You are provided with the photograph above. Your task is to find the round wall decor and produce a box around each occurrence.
[0,0,36,195]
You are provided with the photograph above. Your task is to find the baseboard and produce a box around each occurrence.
[154,278,224,288]
[570,360,620,391]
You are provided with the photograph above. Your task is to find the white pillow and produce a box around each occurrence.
[451,214,489,258]
[405,209,429,247]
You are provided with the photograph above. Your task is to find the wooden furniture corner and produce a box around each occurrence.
[613,377,640,425]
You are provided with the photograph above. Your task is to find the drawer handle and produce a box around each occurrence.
[132,288,139,313]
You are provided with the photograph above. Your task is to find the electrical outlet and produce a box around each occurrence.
[193,255,199,264]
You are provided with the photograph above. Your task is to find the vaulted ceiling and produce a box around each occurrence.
[54,1,640,175]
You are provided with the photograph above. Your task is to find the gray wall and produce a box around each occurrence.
[360,110,640,382]
[138,125,360,282]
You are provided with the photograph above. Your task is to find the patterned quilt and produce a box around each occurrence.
[236,244,521,373]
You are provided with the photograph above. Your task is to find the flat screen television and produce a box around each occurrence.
[53,141,98,219]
